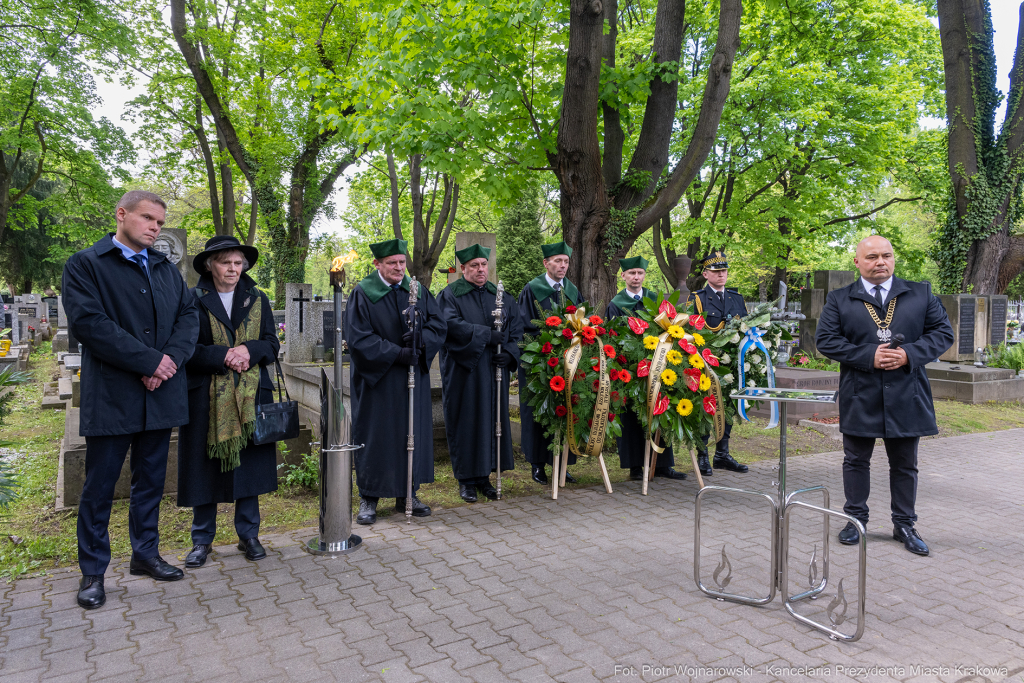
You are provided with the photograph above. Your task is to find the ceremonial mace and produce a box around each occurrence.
[404,276,421,524]
[492,281,505,499]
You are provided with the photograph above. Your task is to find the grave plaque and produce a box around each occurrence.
[939,294,981,362]
[322,310,335,349]
[987,295,1008,346]
[958,298,975,356]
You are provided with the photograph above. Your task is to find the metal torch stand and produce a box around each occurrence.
[693,390,867,642]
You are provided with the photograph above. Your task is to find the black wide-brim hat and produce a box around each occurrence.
[193,235,260,273]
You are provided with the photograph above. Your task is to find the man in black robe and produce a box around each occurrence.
[437,245,523,502]
[346,238,447,525]
[605,256,686,481]
[516,241,585,484]
[687,250,749,477]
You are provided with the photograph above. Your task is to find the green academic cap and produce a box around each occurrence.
[455,244,491,264]
[618,256,649,272]
[370,239,408,259]
[541,241,573,259]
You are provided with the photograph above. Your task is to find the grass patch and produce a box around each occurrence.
[2,349,1022,579]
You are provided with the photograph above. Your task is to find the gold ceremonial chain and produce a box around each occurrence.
[864,296,897,343]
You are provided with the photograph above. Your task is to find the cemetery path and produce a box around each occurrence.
[2,429,1023,682]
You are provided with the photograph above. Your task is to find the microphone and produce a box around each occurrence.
[889,333,905,350]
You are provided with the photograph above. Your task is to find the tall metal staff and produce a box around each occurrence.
[491,281,505,499]
[404,276,420,524]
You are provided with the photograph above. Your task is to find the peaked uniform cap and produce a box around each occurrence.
[455,244,491,264]
[370,239,408,259]
[541,241,572,258]
[702,250,729,271]
[618,256,649,272]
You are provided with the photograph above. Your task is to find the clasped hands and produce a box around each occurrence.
[874,344,907,371]
[141,354,178,391]
[224,345,251,373]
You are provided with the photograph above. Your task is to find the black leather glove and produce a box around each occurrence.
[396,347,418,366]
[492,351,511,368]
[488,329,503,347]
[401,330,414,348]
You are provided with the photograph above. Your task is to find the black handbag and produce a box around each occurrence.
[253,359,300,445]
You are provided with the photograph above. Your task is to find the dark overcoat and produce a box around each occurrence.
[346,274,447,498]
[815,277,954,438]
[437,279,523,480]
[689,285,747,332]
[177,273,280,507]
[517,275,586,467]
[62,233,199,436]
[605,288,675,469]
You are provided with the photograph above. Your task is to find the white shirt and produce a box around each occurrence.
[861,276,893,304]
[378,271,402,288]
[218,290,234,317]
[544,273,565,290]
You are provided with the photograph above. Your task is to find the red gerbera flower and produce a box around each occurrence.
[549,376,566,391]
[555,405,568,417]
[609,369,620,381]
[565,305,577,314]
[689,314,705,330]
[703,396,717,415]
[542,342,553,354]
[618,370,632,383]
[702,348,720,366]
[547,357,559,368]
[636,360,651,378]
[627,317,649,335]
[679,340,698,355]
[659,300,677,318]
[562,328,573,340]
[653,394,670,415]
[581,326,596,340]
[589,315,603,325]
[546,316,562,327]
[603,344,615,358]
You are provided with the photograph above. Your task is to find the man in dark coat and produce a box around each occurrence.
[346,239,447,525]
[62,190,199,609]
[816,236,953,556]
[437,245,523,502]
[688,250,749,476]
[177,236,280,568]
[605,256,685,481]
[517,241,586,484]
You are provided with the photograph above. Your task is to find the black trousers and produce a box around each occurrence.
[78,429,172,576]
[842,434,919,527]
[696,421,733,456]
[191,496,260,544]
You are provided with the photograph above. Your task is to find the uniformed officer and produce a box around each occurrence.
[688,250,748,476]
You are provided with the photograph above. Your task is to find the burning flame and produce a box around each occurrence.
[331,250,359,272]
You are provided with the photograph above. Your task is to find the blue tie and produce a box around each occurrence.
[391,283,401,292]
[131,254,150,281]
[634,294,641,301]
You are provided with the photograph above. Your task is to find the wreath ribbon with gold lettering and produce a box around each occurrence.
[561,307,611,457]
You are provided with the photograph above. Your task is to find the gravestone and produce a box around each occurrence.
[284,283,332,363]
[985,294,1008,346]
[16,294,43,347]
[799,270,856,358]
[455,232,498,283]
[53,296,75,353]
[152,228,188,282]
[938,294,988,362]
[813,270,857,293]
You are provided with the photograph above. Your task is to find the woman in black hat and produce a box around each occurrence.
[177,236,280,567]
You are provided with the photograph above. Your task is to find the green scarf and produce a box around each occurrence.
[608,287,653,314]
[206,295,262,472]
[448,277,497,297]
[525,274,580,305]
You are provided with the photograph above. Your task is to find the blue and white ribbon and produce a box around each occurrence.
[736,326,778,429]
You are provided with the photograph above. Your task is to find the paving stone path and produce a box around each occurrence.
[2,429,1023,682]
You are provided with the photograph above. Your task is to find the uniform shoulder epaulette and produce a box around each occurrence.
[726,287,739,293]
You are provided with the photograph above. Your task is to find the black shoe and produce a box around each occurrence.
[77,575,105,609]
[185,544,212,568]
[629,467,643,481]
[237,537,266,561]
[357,497,378,525]
[395,496,432,517]
[893,525,929,556]
[697,452,713,476]
[477,480,498,500]
[655,467,687,480]
[459,483,478,503]
[713,453,749,473]
[531,465,548,484]
[838,521,861,545]
[129,555,184,581]
[564,471,577,484]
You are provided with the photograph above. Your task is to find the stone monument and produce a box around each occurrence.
[984,294,1009,346]
[455,232,497,283]
[799,270,857,357]
[938,294,988,362]
[152,228,188,282]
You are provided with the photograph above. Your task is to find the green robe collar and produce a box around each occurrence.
[357,272,423,304]
[448,277,497,297]
[609,287,652,313]
[526,274,580,305]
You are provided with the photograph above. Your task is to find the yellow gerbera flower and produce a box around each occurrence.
[689,354,705,369]
[660,368,677,386]
[699,374,711,391]
[643,335,659,350]
[667,325,684,339]
[666,350,683,365]
[692,333,705,346]
[676,398,693,416]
